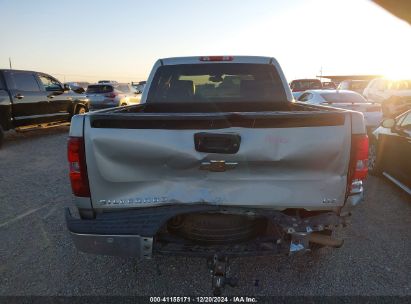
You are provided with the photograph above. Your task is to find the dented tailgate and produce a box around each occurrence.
[83,110,352,211]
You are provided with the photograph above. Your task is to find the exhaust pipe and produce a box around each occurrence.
[309,232,344,248]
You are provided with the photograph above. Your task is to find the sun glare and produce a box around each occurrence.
[218,0,411,80]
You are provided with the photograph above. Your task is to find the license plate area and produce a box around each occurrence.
[194,133,241,154]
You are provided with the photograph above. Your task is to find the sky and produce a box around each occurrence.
[0,0,410,83]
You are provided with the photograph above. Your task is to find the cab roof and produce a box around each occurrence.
[160,56,274,66]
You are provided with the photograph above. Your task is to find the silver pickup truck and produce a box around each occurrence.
[66,56,368,292]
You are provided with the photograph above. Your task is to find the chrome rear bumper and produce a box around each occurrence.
[65,204,347,258]
[69,232,153,258]
[66,208,153,258]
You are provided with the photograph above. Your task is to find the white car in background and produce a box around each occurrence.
[132,81,146,93]
[297,90,382,132]
[363,78,411,117]
[289,78,322,100]
[86,83,141,110]
[337,80,370,95]
[98,80,119,85]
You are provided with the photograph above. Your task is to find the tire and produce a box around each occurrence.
[0,124,4,149]
[368,140,382,176]
[76,105,87,115]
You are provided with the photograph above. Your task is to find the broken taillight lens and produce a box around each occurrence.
[68,137,90,197]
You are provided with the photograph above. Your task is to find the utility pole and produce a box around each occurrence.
[9,57,12,69]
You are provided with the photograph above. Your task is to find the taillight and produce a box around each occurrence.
[199,56,234,62]
[104,92,117,98]
[68,137,90,197]
[348,134,369,185]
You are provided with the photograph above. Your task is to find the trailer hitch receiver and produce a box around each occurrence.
[209,254,238,296]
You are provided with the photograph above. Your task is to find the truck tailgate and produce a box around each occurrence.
[83,111,351,210]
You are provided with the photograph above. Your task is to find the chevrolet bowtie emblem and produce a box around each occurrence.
[200,160,238,172]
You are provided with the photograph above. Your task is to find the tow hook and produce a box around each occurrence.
[289,231,344,253]
[309,232,344,248]
[208,254,238,296]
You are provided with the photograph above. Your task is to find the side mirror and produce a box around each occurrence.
[135,90,142,94]
[63,84,70,91]
[381,118,395,129]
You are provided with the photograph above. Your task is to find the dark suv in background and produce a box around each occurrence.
[0,69,89,148]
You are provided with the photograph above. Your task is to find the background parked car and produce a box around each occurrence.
[363,78,411,118]
[65,82,90,94]
[369,109,411,195]
[131,81,146,93]
[297,90,382,132]
[337,80,370,95]
[98,80,118,85]
[86,83,141,110]
[0,69,89,147]
[322,81,337,90]
[290,78,322,99]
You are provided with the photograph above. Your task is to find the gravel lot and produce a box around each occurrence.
[0,127,410,296]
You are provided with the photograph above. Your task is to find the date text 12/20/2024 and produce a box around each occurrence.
[149,297,258,303]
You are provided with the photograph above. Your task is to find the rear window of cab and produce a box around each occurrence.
[147,63,287,103]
